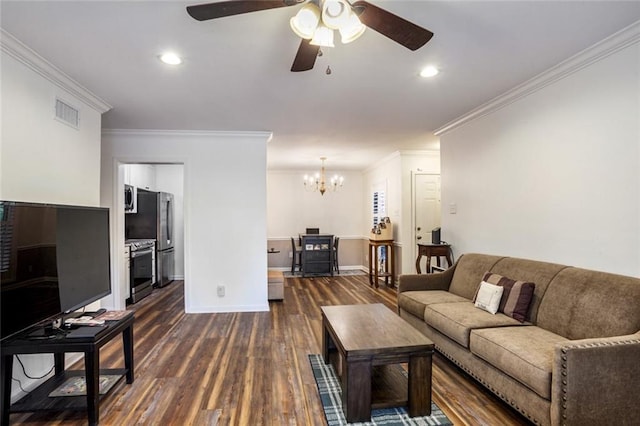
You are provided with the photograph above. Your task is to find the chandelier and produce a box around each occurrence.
[289,0,367,48]
[303,157,344,195]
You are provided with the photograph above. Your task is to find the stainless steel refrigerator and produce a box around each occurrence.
[125,189,175,287]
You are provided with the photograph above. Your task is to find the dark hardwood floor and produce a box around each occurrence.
[9,275,531,425]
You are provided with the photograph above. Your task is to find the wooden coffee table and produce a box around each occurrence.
[320,303,434,423]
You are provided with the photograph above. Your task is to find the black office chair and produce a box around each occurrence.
[290,237,302,274]
[333,237,340,274]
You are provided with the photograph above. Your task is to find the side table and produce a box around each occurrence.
[416,244,453,274]
[1,312,135,426]
[368,239,395,288]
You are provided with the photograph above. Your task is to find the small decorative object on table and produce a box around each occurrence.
[370,217,393,241]
[368,218,395,288]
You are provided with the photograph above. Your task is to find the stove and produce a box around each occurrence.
[126,238,156,251]
[125,239,156,303]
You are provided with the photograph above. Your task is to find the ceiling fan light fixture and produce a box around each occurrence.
[310,24,335,48]
[290,3,321,39]
[339,13,366,44]
[322,0,350,30]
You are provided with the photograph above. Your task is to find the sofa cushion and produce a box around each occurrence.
[537,267,640,340]
[448,254,505,300]
[473,281,504,314]
[488,257,568,324]
[470,326,568,400]
[424,302,524,348]
[482,272,535,322]
[398,290,468,319]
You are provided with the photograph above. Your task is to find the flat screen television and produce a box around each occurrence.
[0,201,111,340]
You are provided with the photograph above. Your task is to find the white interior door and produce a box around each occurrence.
[413,173,441,272]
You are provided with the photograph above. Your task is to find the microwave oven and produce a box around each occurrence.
[124,184,137,213]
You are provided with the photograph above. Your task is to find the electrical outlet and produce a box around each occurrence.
[217,285,225,297]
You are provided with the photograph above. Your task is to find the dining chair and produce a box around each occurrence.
[290,237,302,274]
[333,236,340,274]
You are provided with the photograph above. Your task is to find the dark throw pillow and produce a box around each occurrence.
[482,272,535,322]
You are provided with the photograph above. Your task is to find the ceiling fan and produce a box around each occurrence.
[186,0,433,72]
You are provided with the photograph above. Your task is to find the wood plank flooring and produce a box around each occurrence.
[9,275,532,425]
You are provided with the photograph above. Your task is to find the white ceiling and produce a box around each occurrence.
[2,1,639,170]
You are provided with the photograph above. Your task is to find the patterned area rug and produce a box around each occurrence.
[309,354,452,426]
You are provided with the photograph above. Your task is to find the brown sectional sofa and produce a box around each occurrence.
[397,253,640,425]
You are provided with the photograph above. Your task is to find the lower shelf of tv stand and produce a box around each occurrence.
[9,369,126,413]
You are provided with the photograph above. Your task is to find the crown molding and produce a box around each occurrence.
[363,151,402,174]
[434,20,640,136]
[363,149,440,174]
[1,29,112,114]
[102,129,273,140]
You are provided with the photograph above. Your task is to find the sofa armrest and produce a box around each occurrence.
[551,332,640,425]
[397,264,456,293]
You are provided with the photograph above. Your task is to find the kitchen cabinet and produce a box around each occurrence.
[124,164,156,191]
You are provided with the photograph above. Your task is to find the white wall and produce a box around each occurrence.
[440,38,640,276]
[101,130,270,313]
[267,170,364,238]
[1,48,103,205]
[1,31,110,402]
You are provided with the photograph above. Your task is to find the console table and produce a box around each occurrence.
[416,243,453,274]
[368,239,395,288]
[301,234,334,277]
[1,312,135,426]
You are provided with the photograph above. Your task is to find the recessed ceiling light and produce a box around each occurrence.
[420,65,439,78]
[159,52,182,65]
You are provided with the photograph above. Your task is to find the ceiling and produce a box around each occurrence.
[2,1,639,171]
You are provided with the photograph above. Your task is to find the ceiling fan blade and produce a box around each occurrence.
[352,0,433,51]
[291,39,320,72]
[187,0,300,21]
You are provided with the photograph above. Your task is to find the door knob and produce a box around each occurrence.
[417,236,422,240]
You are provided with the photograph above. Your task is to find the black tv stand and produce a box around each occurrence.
[1,312,135,426]
[26,325,66,340]
[91,308,107,317]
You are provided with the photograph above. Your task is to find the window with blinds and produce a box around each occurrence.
[372,190,386,227]
[372,188,387,265]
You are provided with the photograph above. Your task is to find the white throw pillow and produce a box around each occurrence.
[474,281,504,314]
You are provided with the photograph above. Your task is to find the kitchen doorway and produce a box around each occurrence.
[121,163,185,309]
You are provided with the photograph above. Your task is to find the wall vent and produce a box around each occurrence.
[55,98,80,129]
